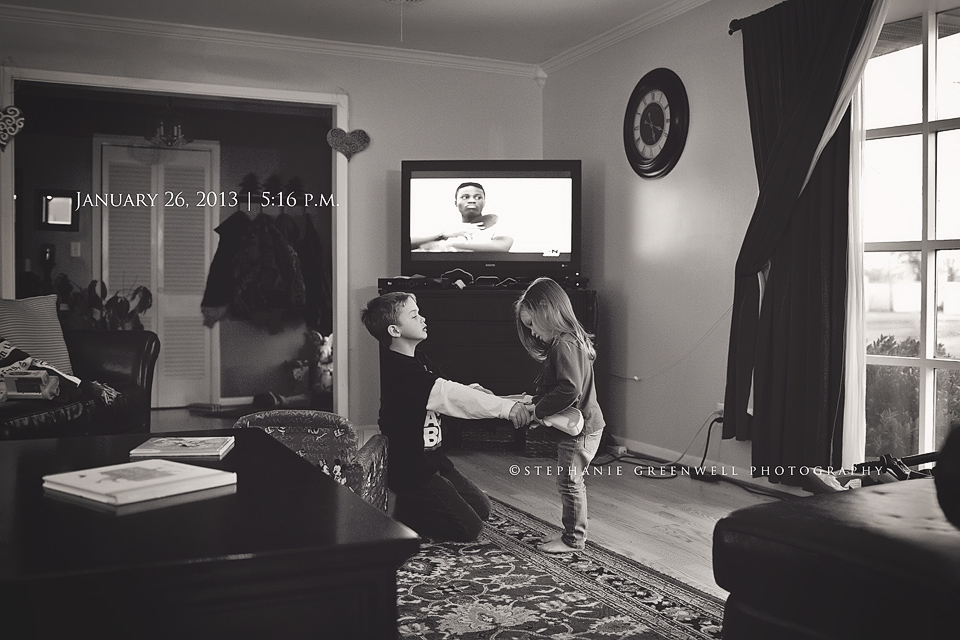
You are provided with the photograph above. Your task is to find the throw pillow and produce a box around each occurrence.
[0,294,73,376]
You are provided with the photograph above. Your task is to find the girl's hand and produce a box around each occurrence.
[508,402,533,429]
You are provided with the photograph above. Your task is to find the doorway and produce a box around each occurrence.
[3,74,350,415]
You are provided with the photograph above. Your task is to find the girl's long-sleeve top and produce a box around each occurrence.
[533,333,605,436]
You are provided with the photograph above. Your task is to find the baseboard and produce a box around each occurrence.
[608,436,806,498]
[212,396,255,407]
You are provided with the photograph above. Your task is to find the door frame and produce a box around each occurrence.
[0,68,351,417]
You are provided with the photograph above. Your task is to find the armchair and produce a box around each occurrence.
[232,410,388,512]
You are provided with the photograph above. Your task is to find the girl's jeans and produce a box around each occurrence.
[556,428,603,549]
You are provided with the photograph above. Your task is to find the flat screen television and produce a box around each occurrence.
[400,159,582,280]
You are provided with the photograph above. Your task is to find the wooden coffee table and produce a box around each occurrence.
[0,428,419,639]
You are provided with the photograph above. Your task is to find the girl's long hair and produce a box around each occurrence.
[514,277,595,362]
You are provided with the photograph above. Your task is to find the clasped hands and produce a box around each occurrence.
[469,384,537,430]
[508,400,538,430]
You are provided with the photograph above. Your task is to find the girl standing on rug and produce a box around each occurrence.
[514,277,605,553]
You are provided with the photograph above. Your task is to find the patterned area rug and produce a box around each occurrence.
[396,498,724,639]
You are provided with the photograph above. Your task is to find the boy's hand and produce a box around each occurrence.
[508,402,532,429]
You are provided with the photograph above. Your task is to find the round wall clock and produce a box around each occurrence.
[623,68,689,179]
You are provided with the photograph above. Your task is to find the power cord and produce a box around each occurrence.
[593,411,723,479]
[592,413,792,500]
[689,416,723,483]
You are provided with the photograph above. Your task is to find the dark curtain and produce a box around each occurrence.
[723,0,876,485]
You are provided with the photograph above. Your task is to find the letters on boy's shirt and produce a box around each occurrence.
[423,410,443,450]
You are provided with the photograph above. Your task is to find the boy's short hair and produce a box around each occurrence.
[361,291,415,347]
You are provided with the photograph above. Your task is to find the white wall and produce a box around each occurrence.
[0,12,544,424]
[542,0,780,471]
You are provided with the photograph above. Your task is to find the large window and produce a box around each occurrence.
[863,7,960,458]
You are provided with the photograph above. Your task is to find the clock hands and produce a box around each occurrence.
[644,111,663,135]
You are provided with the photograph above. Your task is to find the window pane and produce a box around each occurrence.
[865,17,922,129]
[866,364,919,458]
[863,136,922,242]
[865,251,921,353]
[937,250,960,358]
[935,368,960,451]
[938,129,960,238]
[937,9,960,120]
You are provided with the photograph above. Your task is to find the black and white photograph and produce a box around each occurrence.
[1,0,959,638]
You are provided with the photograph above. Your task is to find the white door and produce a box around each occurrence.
[100,141,219,407]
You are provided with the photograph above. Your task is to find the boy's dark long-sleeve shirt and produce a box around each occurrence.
[378,347,515,491]
[533,333,605,436]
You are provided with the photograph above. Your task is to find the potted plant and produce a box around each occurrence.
[55,275,153,330]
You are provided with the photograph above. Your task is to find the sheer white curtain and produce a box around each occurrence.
[843,87,867,470]
[803,0,890,193]
[838,0,889,470]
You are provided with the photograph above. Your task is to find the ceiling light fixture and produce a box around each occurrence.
[380,0,425,43]
[145,98,191,148]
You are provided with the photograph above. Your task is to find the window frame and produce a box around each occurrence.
[864,7,960,456]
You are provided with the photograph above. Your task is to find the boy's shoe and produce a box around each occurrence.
[541,407,584,436]
[539,538,580,554]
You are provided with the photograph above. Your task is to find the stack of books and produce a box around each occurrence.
[129,436,235,460]
[42,440,238,515]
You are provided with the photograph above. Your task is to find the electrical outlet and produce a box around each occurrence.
[716,403,724,416]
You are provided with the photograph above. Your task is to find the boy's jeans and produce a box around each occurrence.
[395,465,491,542]
[557,428,603,549]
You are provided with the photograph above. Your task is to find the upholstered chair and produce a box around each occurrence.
[233,410,388,512]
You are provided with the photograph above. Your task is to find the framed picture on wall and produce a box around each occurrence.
[36,190,79,232]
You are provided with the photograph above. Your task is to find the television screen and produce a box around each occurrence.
[400,159,581,279]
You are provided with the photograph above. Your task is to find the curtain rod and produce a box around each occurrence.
[728,19,742,35]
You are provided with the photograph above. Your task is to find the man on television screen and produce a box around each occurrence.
[411,182,514,252]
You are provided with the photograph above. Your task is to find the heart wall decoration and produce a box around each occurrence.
[0,105,25,151]
[326,128,370,161]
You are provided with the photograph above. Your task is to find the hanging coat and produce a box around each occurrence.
[200,210,251,327]
[231,213,305,329]
[296,213,332,333]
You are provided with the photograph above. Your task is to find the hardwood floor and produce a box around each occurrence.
[151,407,239,433]
[446,448,780,600]
[150,409,783,600]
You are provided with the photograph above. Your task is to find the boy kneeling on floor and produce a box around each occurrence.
[361,291,530,542]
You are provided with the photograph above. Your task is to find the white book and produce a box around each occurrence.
[44,483,237,515]
[129,436,235,460]
[42,459,237,506]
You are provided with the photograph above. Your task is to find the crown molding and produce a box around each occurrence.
[540,0,715,74]
[0,3,540,79]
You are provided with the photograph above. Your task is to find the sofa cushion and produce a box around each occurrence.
[0,380,144,440]
[714,479,960,638]
[0,295,73,376]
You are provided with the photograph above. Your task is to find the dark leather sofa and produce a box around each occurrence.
[0,330,160,440]
[713,477,960,639]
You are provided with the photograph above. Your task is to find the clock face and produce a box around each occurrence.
[635,92,671,158]
[623,68,689,179]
